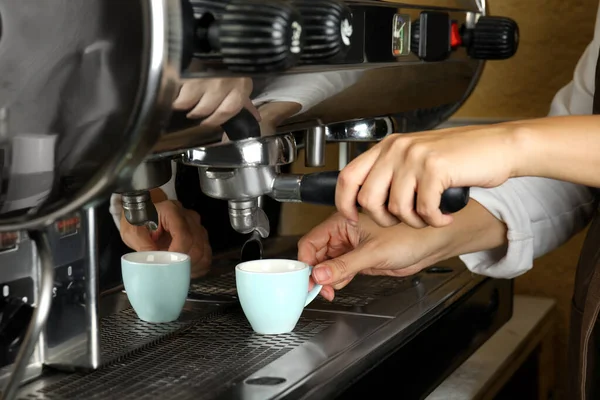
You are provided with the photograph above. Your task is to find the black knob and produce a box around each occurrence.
[190,0,305,73]
[410,12,452,62]
[292,0,353,63]
[462,16,519,60]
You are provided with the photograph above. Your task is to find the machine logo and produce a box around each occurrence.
[341,18,353,46]
[291,21,302,54]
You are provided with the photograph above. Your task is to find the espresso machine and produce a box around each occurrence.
[0,0,519,399]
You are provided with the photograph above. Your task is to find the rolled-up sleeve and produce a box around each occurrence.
[252,71,363,115]
[458,3,600,278]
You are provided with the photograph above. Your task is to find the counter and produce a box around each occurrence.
[17,237,513,400]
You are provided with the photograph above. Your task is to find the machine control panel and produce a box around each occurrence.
[0,232,19,253]
[188,0,305,72]
[293,0,354,63]
[54,215,81,239]
[411,11,519,62]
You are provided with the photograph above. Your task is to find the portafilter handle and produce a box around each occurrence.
[296,170,470,215]
[167,107,261,141]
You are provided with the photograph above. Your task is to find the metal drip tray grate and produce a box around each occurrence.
[99,308,199,362]
[23,313,333,400]
[190,272,237,296]
[313,274,412,308]
[190,272,410,308]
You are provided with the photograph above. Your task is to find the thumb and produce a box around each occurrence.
[311,243,376,286]
[124,226,159,252]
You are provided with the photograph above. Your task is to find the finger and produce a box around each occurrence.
[172,81,205,110]
[186,89,228,120]
[357,160,398,227]
[332,274,355,290]
[416,172,453,228]
[336,146,382,222]
[388,176,426,228]
[202,90,248,127]
[183,211,211,278]
[157,202,194,254]
[121,225,158,252]
[309,276,335,301]
[320,286,335,302]
[311,243,375,286]
[297,215,342,266]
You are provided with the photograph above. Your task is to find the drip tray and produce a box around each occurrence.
[190,265,464,317]
[99,304,222,364]
[18,308,386,400]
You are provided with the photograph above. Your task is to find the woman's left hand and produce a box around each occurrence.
[336,123,522,228]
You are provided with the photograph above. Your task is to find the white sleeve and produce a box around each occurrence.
[252,71,363,115]
[109,161,178,231]
[458,2,600,279]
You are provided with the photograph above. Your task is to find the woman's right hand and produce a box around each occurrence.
[173,77,261,127]
[297,212,441,301]
[120,200,212,279]
[297,200,508,301]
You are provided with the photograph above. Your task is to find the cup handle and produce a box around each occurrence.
[305,267,323,307]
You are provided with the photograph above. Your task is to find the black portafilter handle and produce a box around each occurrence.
[167,107,261,141]
[298,171,470,214]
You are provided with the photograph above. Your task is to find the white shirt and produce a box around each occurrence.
[111,4,600,279]
[458,3,600,278]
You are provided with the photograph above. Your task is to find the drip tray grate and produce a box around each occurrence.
[100,308,200,363]
[22,313,333,400]
[190,272,410,307]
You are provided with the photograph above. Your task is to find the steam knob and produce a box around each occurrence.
[293,0,353,63]
[462,16,519,60]
[191,0,305,73]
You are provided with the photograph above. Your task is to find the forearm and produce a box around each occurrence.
[434,178,594,279]
[417,200,507,267]
[511,115,600,186]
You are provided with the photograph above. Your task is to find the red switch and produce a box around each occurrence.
[451,21,462,48]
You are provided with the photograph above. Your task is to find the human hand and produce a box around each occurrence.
[297,212,439,301]
[120,200,212,279]
[257,101,302,135]
[336,124,519,228]
[172,77,261,127]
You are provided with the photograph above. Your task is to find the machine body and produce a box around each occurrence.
[117,0,518,239]
[0,0,519,398]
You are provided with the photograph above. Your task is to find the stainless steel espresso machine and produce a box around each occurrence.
[0,1,519,399]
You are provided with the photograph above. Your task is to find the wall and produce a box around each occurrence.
[279,1,599,398]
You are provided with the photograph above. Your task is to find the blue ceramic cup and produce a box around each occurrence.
[235,259,323,335]
[121,251,190,323]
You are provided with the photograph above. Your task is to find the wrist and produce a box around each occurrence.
[417,200,508,266]
[507,124,539,178]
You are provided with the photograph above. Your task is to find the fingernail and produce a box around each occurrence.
[313,265,332,283]
[347,219,357,227]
